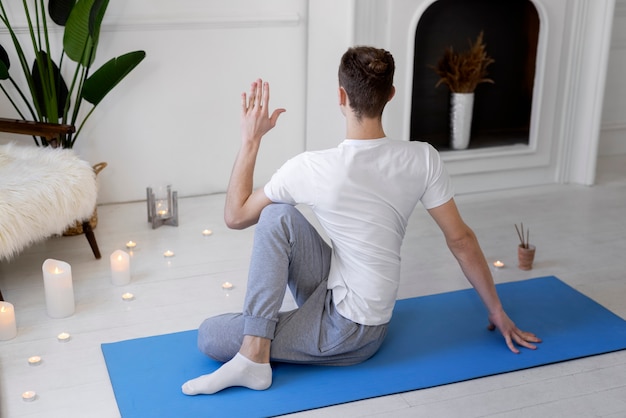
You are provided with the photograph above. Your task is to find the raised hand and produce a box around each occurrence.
[240,78,286,144]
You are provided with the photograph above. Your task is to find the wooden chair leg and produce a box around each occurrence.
[82,221,102,259]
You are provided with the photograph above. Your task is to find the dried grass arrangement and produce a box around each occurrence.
[433,31,495,93]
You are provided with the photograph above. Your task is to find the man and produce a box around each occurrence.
[182,46,540,396]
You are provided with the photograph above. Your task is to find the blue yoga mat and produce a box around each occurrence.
[101,276,626,418]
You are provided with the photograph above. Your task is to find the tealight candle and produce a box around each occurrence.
[125,241,137,250]
[155,187,170,219]
[57,332,71,343]
[22,391,37,402]
[110,250,131,286]
[493,260,505,269]
[221,281,234,290]
[28,356,42,366]
[0,301,17,341]
[121,292,135,301]
[163,250,175,257]
[42,259,75,318]
[202,229,213,236]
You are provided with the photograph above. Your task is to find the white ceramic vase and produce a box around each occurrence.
[450,92,474,150]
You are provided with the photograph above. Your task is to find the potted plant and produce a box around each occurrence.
[0,0,146,149]
[432,31,494,150]
[0,0,146,235]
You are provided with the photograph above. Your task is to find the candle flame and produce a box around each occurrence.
[117,254,123,261]
[54,267,62,274]
[0,306,6,313]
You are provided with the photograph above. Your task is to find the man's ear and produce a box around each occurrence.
[388,86,396,102]
[338,86,348,106]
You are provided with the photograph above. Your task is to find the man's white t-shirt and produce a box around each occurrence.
[263,138,454,326]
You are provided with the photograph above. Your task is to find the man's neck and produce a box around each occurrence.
[345,116,386,140]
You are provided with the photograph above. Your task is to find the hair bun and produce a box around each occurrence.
[369,59,388,74]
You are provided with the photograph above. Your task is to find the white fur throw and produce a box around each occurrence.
[0,142,97,260]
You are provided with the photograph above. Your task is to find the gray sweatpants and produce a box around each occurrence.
[197,204,388,366]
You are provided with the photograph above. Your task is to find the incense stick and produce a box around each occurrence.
[515,223,524,247]
[515,223,530,248]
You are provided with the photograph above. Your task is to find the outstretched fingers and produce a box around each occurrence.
[239,78,286,141]
[505,328,541,353]
[256,79,285,126]
[487,320,541,354]
[241,79,263,114]
[513,329,541,349]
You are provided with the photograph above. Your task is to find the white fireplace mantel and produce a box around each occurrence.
[350,0,615,193]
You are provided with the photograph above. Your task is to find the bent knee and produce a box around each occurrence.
[259,203,298,223]
[258,204,304,235]
[197,316,243,362]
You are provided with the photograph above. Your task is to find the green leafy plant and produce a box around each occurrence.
[432,31,494,93]
[0,0,146,148]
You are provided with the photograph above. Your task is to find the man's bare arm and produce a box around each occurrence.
[427,198,541,353]
[224,79,285,229]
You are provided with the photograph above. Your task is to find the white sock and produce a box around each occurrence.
[181,353,272,395]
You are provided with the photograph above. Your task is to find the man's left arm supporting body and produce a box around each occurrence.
[427,199,540,353]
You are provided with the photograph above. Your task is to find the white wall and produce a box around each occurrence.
[0,0,309,204]
[599,0,626,155]
[305,0,354,151]
[1,0,623,205]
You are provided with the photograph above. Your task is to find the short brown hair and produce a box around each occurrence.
[338,46,395,119]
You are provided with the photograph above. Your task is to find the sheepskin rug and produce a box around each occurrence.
[0,142,97,260]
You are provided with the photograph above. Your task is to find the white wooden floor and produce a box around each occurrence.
[1,155,625,418]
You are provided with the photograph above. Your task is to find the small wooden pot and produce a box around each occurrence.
[517,244,536,270]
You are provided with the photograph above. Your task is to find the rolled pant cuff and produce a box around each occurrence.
[243,315,277,340]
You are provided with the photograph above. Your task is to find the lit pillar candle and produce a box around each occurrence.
[0,301,17,341]
[42,259,75,318]
[110,250,131,286]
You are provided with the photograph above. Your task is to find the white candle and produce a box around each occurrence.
[21,391,37,402]
[110,250,131,286]
[57,332,71,343]
[125,240,137,250]
[0,301,17,341]
[493,260,505,269]
[121,292,135,301]
[221,281,234,290]
[156,187,170,218]
[202,229,213,236]
[28,356,42,366]
[163,250,175,257]
[41,259,75,318]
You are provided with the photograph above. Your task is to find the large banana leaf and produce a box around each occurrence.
[82,51,146,106]
[31,51,69,122]
[0,0,144,147]
[0,44,10,79]
[48,0,77,26]
[63,0,109,66]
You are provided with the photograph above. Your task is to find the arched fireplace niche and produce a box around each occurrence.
[410,0,540,151]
